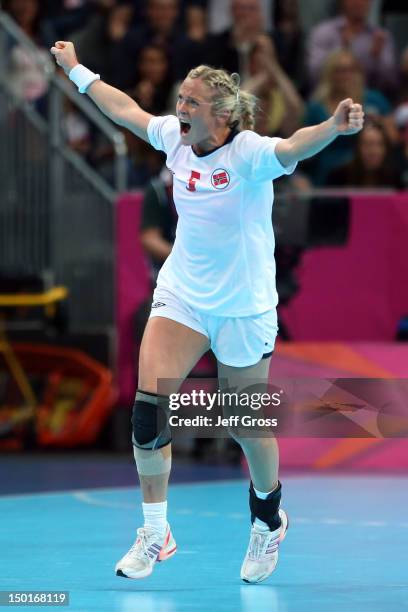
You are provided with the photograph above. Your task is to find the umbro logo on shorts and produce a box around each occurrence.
[152,301,166,308]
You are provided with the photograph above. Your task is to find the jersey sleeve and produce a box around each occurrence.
[147,115,180,154]
[232,131,297,182]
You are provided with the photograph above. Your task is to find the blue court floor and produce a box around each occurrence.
[1,476,407,612]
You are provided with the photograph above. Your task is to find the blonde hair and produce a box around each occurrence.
[186,65,257,131]
[314,49,363,106]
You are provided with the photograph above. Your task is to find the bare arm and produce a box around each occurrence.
[85,81,152,142]
[243,35,303,137]
[50,41,153,143]
[260,37,304,129]
[275,98,364,167]
[140,228,173,262]
[264,55,304,137]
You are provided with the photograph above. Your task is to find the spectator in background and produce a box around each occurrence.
[172,4,209,80]
[307,0,397,96]
[60,69,92,154]
[206,0,271,36]
[297,0,337,36]
[303,49,392,185]
[3,0,54,44]
[399,47,408,99]
[395,125,408,190]
[393,48,408,189]
[184,3,207,42]
[206,0,268,80]
[62,103,92,154]
[130,45,173,115]
[244,34,304,138]
[72,2,140,89]
[42,0,91,39]
[326,120,402,188]
[4,0,54,104]
[130,0,184,79]
[140,167,177,286]
[134,0,180,46]
[272,0,303,86]
[123,44,173,186]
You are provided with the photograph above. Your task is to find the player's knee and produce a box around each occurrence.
[227,426,241,443]
[227,427,253,446]
[132,390,171,450]
[228,429,272,449]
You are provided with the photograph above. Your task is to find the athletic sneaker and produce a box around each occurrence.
[115,524,176,579]
[240,509,288,583]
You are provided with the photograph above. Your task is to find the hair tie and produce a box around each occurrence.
[231,72,241,104]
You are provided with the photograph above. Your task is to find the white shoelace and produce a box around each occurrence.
[248,532,264,559]
[248,529,279,560]
[128,528,159,560]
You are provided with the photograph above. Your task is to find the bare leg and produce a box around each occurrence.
[137,316,210,502]
[217,357,279,492]
[227,357,286,584]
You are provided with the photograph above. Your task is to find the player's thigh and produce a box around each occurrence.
[218,356,272,444]
[139,316,210,394]
[217,356,272,388]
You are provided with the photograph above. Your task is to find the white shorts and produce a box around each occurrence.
[149,286,278,367]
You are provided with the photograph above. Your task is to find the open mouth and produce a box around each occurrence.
[179,120,191,135]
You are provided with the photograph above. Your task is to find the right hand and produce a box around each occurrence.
[332,98,364,135]
[50,41,79,76]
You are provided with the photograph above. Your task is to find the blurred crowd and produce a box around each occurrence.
[3,0,408,190]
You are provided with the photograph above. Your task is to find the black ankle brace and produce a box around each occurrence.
[249,481,282,531]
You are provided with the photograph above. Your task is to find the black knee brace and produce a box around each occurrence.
[249,480,282,531]
[131,390,171,450]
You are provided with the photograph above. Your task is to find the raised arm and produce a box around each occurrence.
[245,35,304,136]
[275,98,364,167]
[50,41,153,143]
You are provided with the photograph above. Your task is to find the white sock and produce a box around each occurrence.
[142,501,167,537]
[253,486,276,532]
[253,486,271,500]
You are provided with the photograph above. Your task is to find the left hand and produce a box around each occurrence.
[333,98,364,135]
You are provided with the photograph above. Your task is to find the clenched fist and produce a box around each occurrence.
[50,41,79,76]
[333,98,365,136]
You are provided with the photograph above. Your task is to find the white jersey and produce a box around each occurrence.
[147,115,297,317]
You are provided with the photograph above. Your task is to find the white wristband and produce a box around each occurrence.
[69,64,100,94]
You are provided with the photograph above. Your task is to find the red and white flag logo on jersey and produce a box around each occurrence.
[211,168,230,190]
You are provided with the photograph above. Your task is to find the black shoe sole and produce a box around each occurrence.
[116,570,129,578]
